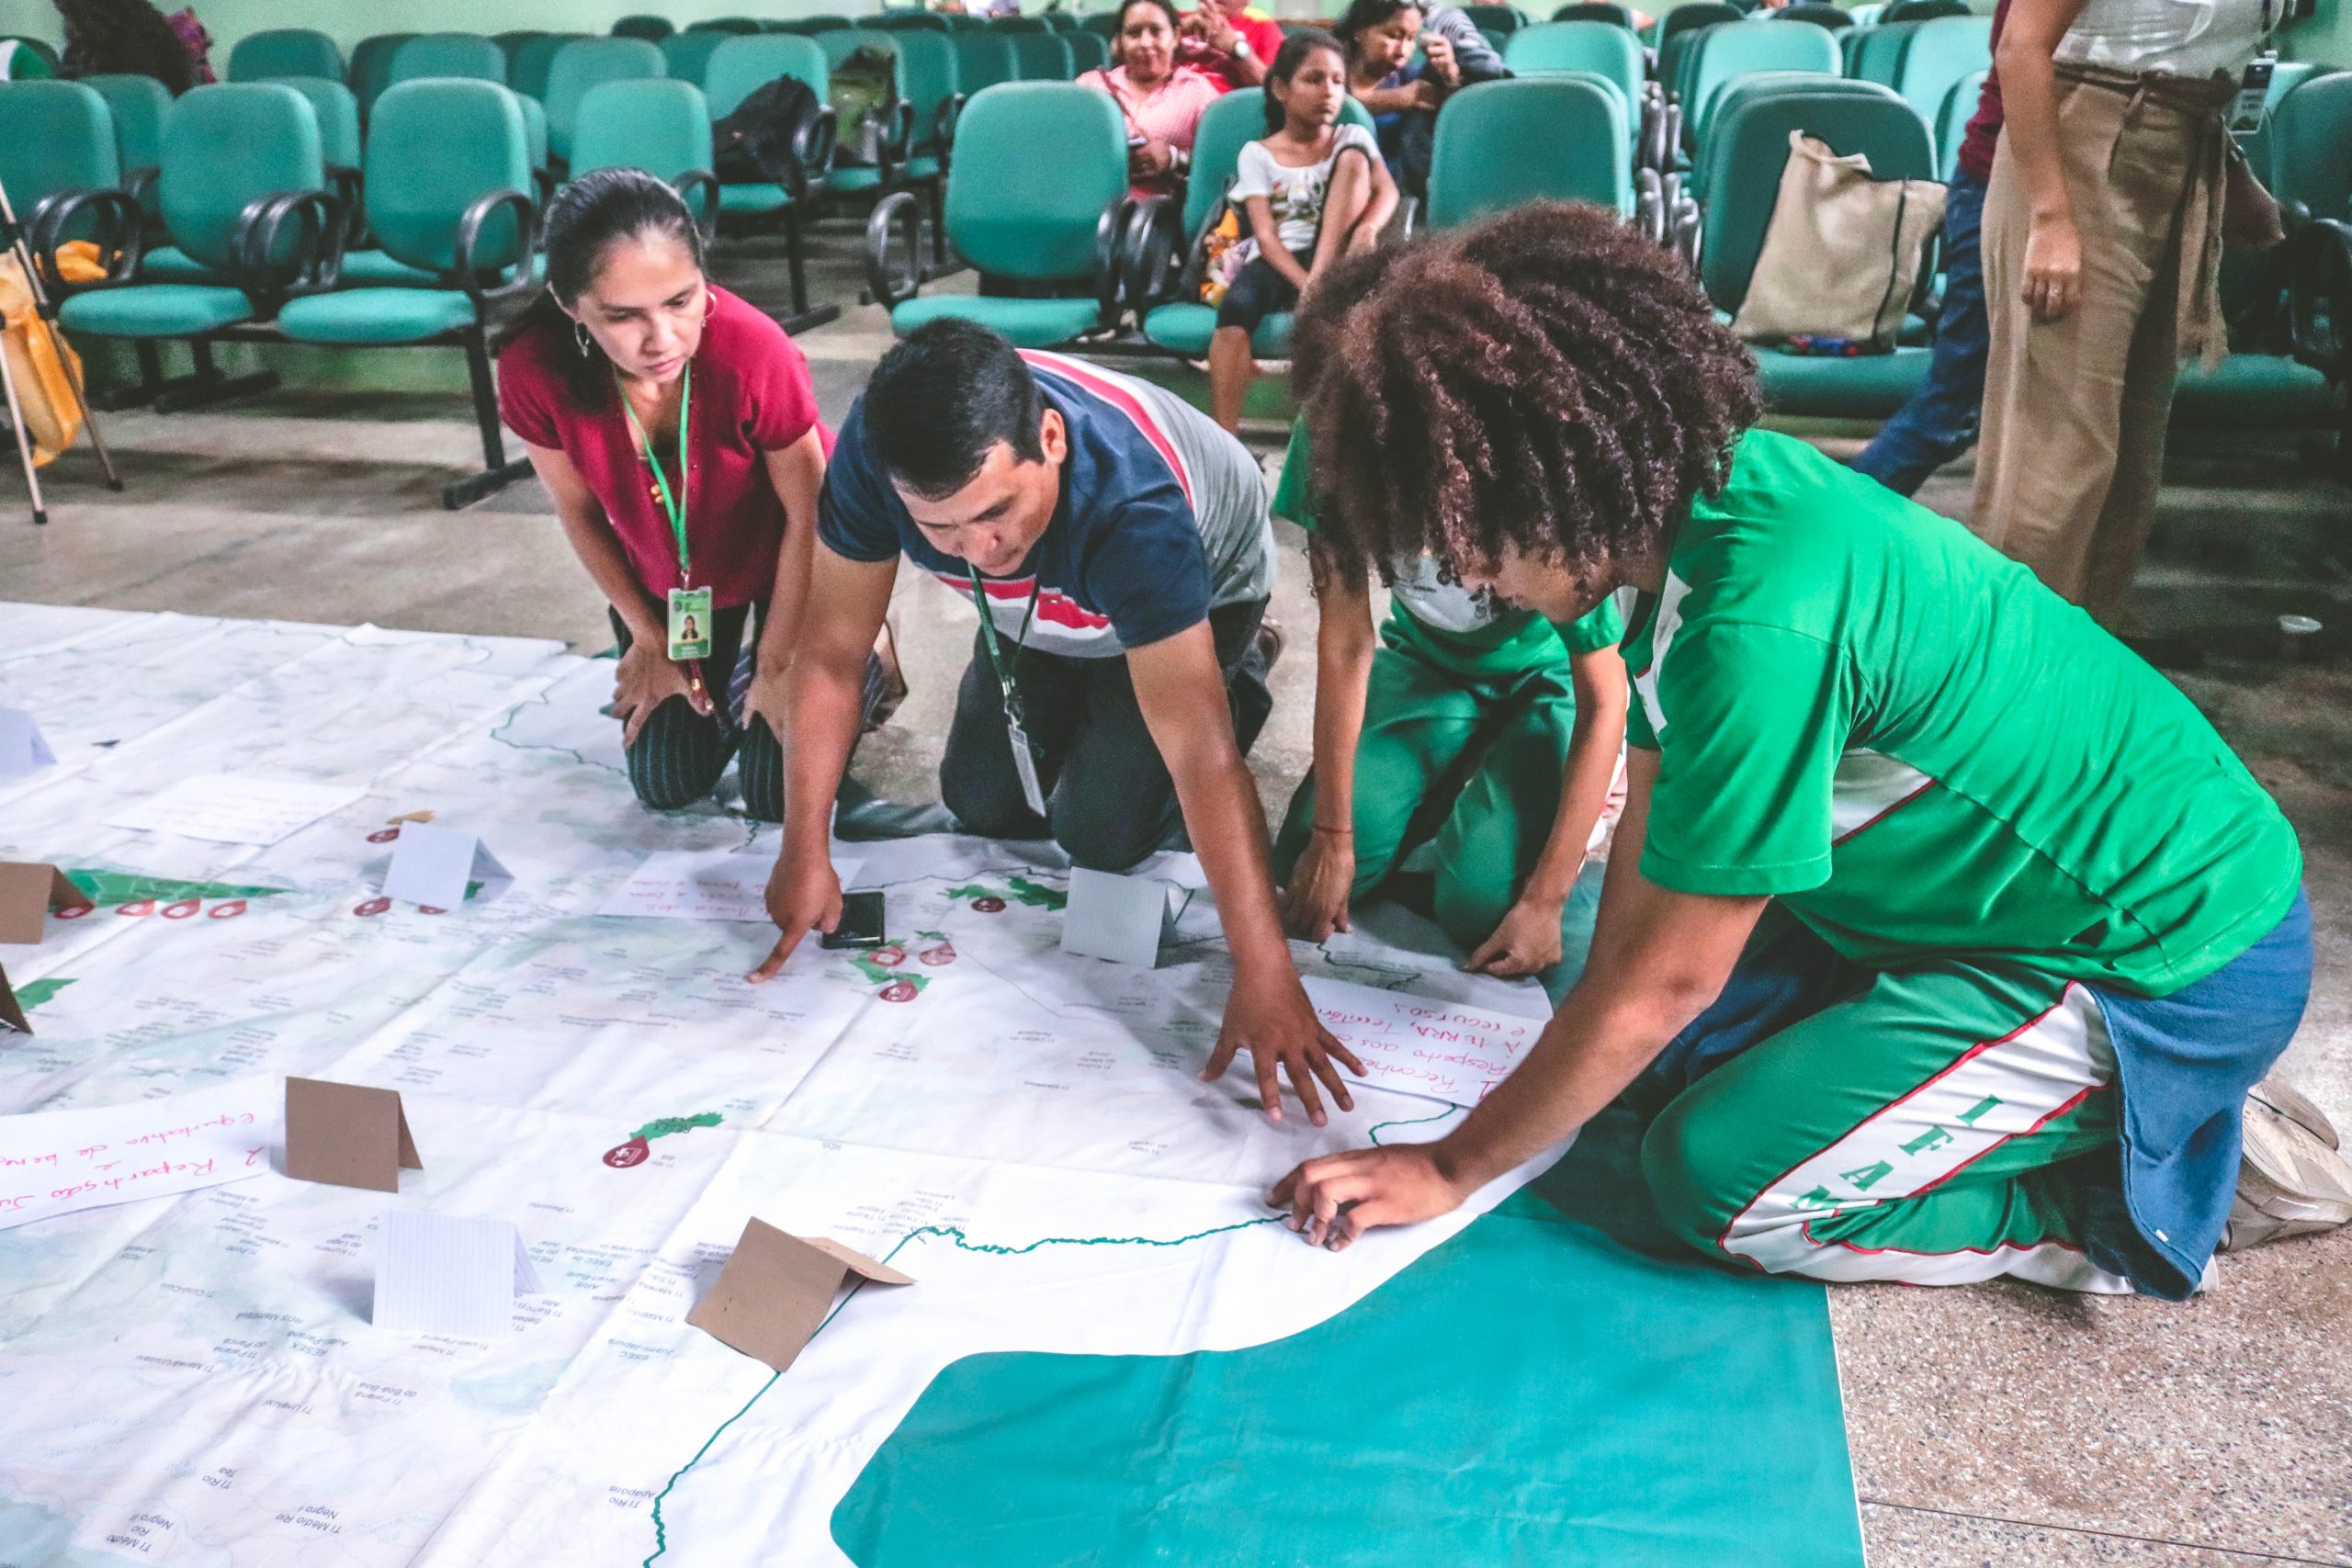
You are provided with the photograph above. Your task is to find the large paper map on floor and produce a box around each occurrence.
[0,604,1860,1567]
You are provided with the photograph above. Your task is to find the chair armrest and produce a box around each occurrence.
[673,169,720,240]
[455,188,539,310]
[1095,195,1137,332]
[25,187,144,298]
[877,96,916,182]
[238,189,346,299]
[2288,218,2349,382]
[865,188,927,310]
[789,104,839,205]
[933,92,965,168]
[121,165,161,220]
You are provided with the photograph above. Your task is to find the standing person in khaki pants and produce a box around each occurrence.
[1971,0,2280,666]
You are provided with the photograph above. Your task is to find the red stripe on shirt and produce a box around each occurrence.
[1021,350,1194,508]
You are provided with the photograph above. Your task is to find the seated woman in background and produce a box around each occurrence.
[1207,29,1395,431]
[1337,0,1503,197]
[496,169,895,821]
[1080,0,1223,201]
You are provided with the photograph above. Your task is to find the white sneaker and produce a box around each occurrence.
[2221,1080,2352,1253]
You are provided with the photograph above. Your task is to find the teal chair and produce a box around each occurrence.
[1690,70,1887,196]
[492,32,543,69]
[1505,20,1644,101]
[79,74,171,220]
[347,33,413,118]
[870,81,1129,346]
[614,14,674,40]
[993,16,1050,30]
[1039,10,1077,29]
[1935,64,1984,180]
[1427,76,1633,228]
[544,37,666,164]
[705,34,839,329]
[0,78,119,227]
[1684,19,1840,147]
[1127,93,1381,358]
[953,32,1018,96]
[1464,4,1531,32]
[571,78,718,230]
[1553,2,1636,24]
[275,79,537,508]
[1080,12,1122,37]
[510,33,589,101]
[1068,31,1109,74]
[820,30,920,201]
[659,28,730,86]
[390,33,509,85]
[2270,72,2350,226]
[1698,79,1935,415]
[50,83,327,412]
[227,28,344,84]
[1889,13,1989,136]
[806,14,856,29]
[876,11,955,30]
[688,17,764,33]
[272,76,361,170]
[1845,17,1920,84]
[1008,30,1074,79]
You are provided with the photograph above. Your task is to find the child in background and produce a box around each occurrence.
[1206,29,1395,432]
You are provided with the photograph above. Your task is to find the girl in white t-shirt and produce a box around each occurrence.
[1208,28,1396,431]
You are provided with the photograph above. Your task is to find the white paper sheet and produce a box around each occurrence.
[103,773,364,845]
[381,822,514,909]
[0,1079,278,1230]
[597,848,866,922]
[1301,975,1545,1107]
[373,1211,543,1337]
[1059,868,1180,967]
[0,707,56,778]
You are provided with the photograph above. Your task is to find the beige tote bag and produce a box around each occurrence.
[1732,131,1947,351]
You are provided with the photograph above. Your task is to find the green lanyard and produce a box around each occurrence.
[967,571,1043,712]
[617,366,692,586]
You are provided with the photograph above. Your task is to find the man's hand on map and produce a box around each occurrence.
[1203,975,1365,1127]
[614,640,707,747]
[1463,893,1566,977]
[1277,831,1355,942]
[1268,1144,1469,1251]
[748,843,841,982]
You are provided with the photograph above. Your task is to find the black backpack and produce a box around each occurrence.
[711,74,831,198]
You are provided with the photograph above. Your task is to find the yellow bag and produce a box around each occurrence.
[0,243,102,467]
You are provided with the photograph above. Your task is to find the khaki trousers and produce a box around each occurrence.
[1972,73,2225,626]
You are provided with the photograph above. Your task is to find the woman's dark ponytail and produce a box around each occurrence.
[492,168,707,408]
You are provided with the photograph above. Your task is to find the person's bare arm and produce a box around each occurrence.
[1271,749,1770,1247]
[1306,149,1376,282]
[750,543,898,982]
[1464,646,1630,976]
[1128,620,1366,1124]
[1351,82,1427,114]
[1279,538,1376,942]
[744,426,828,737]
[1995,0,2095,320]
[1241,193,1314,293]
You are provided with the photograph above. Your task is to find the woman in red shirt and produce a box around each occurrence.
[497,169,888,819]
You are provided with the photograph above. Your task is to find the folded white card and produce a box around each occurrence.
[381,823,512,910]
[373,1211,541,1337]
[0,708,56,779]
[597,848,865,922]
[1059,868,1182,968]
[1299,976,1544,1108]
[104,773,362,845]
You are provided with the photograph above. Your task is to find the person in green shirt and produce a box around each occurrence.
[1268,202,2349,1298]
[1272,414,1630,976]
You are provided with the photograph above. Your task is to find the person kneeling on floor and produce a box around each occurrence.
[1271,202,2352,1295]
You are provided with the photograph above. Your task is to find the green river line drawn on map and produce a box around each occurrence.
[604,1113,725,1170]
[638,1107,1464,1565]
[56,869,285,922]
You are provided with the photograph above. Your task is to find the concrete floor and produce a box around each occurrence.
[6,220,2349,1567]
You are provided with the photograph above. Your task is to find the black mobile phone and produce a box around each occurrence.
[821,889,886,949]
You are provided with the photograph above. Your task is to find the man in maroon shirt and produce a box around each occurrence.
[1851,0,2008,495]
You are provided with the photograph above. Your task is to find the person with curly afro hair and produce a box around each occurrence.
[1272,203,2338,1300]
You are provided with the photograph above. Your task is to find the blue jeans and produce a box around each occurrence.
[1851,166,1988,496]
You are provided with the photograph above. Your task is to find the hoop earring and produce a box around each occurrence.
[573,321,593,358]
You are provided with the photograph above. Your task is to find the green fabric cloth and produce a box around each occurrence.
[57,284,254,337]
[1621,429,2301,997]
[277,288,478,344]
[888,292,1102,347]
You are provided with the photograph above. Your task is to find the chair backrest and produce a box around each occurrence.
[228,28,343,84]
[1008,31,1074,79]
[1659,8,1740,104]
[1066,31,1109,75]
[876,12,955,30]
[1890,14,1989,130]
[2270,71,2351,222]
[390,33,509,86]
[705,34,831,118]
[364,79,531,276]
[272,76,361,168]
[1844,17,1919,83]
[820,28,899,72]
[805,14,855,29]
[1660,1,1744,46]
[1687,19,1840,140]
[493,32,543,67]
[661,28,731,85]
[1694,68,1883,191]
[993,16,1050,31]
[510,33,589,100]
[613,15,674,41]
[1775,4,1855,28]
[1427,75,1630,226]
[1080,11,1123,37]
[944,81,1125,279]
[892,30,959,147]
[1699,79,1931,310]
[79,74,169,178]
[0,79,119,213]
[545,37,666,160]
[1935,63,1984,178]
[688,17,763,32]
[1881,0,1971,20]
[1553,2,1635,22]
[350,33,417,115]
[571,78,715,188]
[159,83,326,272]
[1505,20,1645,105]
[1182,90,1377,241]
[952,31,1019,95]
[1464,4,1529,32]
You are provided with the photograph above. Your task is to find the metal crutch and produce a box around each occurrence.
[0,168,125,523]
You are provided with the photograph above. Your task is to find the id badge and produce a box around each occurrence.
[2230,54,2275,134]
[1006,713,1047,818]
[666,586,713,661]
